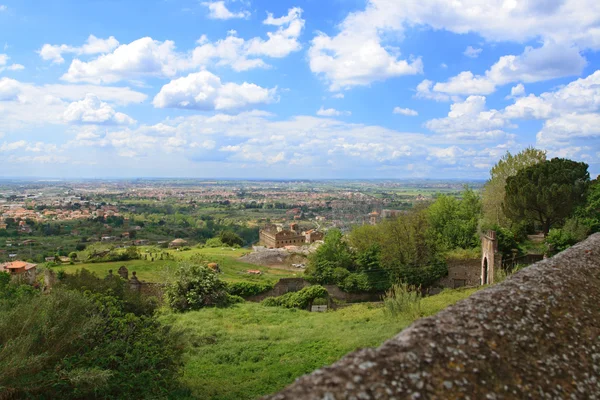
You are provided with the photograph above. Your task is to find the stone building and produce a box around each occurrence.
[259,224,306,248]
[304,229,324,243]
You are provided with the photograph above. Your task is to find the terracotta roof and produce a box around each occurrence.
[2,261,37,270]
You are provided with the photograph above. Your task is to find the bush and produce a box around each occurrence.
[69,251,78,260]
[262,285,328,309]
[59,268,158,316]
[227,281,274,297]
[0,288,183,399]
[391,262,448,288]
[205,237,224,248]
[165,263,231,312]
[546,228,580,252]
[382,283,422,319]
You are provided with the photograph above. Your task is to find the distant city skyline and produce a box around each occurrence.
[1,0,599,179]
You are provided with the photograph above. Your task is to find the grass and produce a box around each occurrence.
[163,286,479,400]
[57,246,300,284]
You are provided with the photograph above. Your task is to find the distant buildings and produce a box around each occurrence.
[259,224,322,248]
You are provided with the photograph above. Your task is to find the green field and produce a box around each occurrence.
[57,246,299,283]
[163,287,479,400]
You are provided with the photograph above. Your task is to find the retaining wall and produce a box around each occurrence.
[267,233,600,400]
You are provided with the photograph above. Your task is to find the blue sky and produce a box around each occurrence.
[0,0,599,179]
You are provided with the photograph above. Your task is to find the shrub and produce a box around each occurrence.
[165,263,231,312]
[0,288,184,399]
[227,281,274,297]
[205,237,224,248]
[546,228,579,252]
[391,262,448,288]
[68,251,78,260]
[262,285,328,309]
[382,283,422,319]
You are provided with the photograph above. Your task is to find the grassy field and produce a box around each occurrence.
[163,287,479,400]
[57,246,299,283]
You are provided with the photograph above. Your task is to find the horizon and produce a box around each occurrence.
[1,0,599,179]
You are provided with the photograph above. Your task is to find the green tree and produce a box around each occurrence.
[165,263,231,312]
[482,147,546,227]
[219,230,244,247]
[503,158,590,235]
[576,177,600,233]
[427,186,482,250]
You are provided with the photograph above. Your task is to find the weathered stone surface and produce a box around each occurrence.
[266,233,600,400]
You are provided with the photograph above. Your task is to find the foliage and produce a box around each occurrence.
[427,186,482,250]
[575,177,600,233]
[262,285,328,309]
[545,225,583,253]
[482,147,546,227]
[227,281,275,297]
[205,237,225,248]
[0,287,184,399]
[382,282,422,319]
[165,263,231,312]
[59,268,158,316]
[219,230,244,247]
[503,158,590,235]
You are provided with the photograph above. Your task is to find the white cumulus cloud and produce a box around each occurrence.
[152,70,277,111]
[202,1,250,20]
[39,35,119,64]
[63,94,136,125]
[463,46,482,58]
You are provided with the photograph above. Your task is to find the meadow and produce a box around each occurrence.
[163,287,479,400]
[58,246,299,283]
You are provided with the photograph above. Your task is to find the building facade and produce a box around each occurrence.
[260,224,306,248]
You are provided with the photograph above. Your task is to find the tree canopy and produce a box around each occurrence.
[482,147,546,227]
[503,158,590,235]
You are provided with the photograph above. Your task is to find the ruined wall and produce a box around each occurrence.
[435,258,481,289]
[267,233,600,400]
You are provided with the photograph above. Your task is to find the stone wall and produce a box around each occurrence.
[436,258,481,289]
[266,233,600,399]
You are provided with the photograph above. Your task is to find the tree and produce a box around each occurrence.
[219,230,244,247]
[503,158,590,235]
[165,263,230,312]
[576,177,600,233]
[482,147,546,227]
[427,187,482,250]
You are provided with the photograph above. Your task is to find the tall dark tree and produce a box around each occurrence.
[503,158,590,235]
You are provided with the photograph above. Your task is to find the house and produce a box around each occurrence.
[0,261,37,277]
[304,229,324,244]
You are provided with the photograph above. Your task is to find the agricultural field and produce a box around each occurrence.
[163,287,479,400]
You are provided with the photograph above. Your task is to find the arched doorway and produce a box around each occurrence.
[482,257,488,285]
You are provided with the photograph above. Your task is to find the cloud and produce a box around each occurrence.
[0,5,6,12]
[202,1,249,20]
[0,78,146,131]
[0,54,25,73]
[39,35,119,64]
[425,95,511,141]
[308,0,600,91]
[430,41,587,96]
[504,70,600,119]
[63,94,136,125]
[192,8,304,71]
[332,93,344,99]
[152,70,277,111]
[415,80,454,102]
[61,37,186,84]
[316,107,351,117]
[393,107,418,116]
[463,46,482,58]
[509,83,525,98]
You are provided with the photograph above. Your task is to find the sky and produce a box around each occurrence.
[0,0,599,179]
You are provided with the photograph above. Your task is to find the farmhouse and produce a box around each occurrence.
[0,261,37,278]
